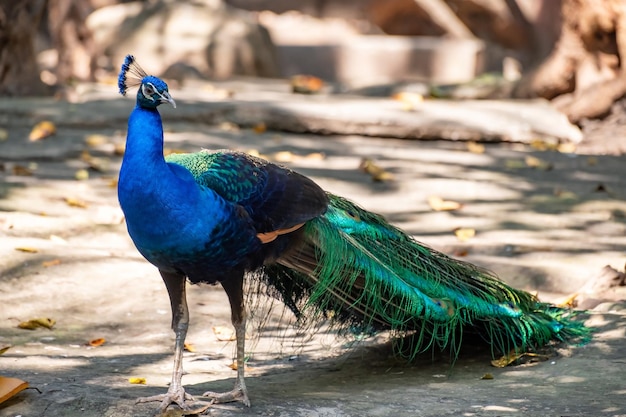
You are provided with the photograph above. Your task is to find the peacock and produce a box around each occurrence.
[117,55,590,414]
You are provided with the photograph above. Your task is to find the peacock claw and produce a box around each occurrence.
[202,386,250,407]
[136,387,196,413]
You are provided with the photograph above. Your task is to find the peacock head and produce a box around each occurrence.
[118,55,176,109]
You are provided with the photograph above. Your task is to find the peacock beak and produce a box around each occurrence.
[160,91,176,108]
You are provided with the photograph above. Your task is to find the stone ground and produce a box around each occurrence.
[0,84,625,417]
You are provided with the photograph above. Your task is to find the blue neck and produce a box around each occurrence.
[121,105,167,176]
[118,105,211,246]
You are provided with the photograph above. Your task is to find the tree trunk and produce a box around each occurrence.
[0,0,48,96]
[514,0,626,123]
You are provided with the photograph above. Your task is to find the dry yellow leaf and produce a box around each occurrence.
[183,343,196,352]
[359,158,394,182]
[0,376,29,404]
[85,134,108,147]
[427,196,462,211]
[80,151,110,172]
[18,317,56,330]
[212,325,236,341]
[113,143,125,156]
[557,143,576,153]
[219,121,239,132]
[87,338,106,347]
[525,155,552,170]
[128,377,146,385]
[466,141,485,154]
[15,247,39,253]
[480,373,494,380]
[0,346,10,355]
[75,169,89,181]
[557,292,579,308]
[29,121,56,141]
[227,361,250,371]
[454,228,475,241]
[64,197,88,208]
[290,74,324,94]
[0,128,8,142]
[252,122,267,134]
[491,350,548,368]
[304,152,325,160]
[392,91,424,111]
[42,259,62,267]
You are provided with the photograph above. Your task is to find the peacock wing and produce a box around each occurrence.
[165,150,328,233]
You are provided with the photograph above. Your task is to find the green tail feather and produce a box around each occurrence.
[265,194,590,359]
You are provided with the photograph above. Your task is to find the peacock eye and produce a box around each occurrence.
[143,84,155,96]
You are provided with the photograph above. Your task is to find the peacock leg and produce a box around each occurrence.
[202,272,250,406]
[137,270,195,412]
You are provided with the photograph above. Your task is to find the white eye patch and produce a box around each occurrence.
[142,82,169,102]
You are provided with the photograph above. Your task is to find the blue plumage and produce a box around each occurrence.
[117,55,590,414]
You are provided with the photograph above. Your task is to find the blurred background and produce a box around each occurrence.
[2,0,626,129]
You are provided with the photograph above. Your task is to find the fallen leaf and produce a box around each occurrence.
[227,361,251,371]
[556,293,579,308]
[218,121,239,132]
[18,317,56,330]
[0,128,8,142]
[252,122,267,134]
[304,152,325,160]
[290,75,324,94]
[80,151,110,172]
[0,346,10,355]
[42,259,62,267]
[212,326,236,341]
[491,350,549,368]
[29,121,56,141]
[12,165,34,176]
[466,141,485,154]
[453,249,469,257]
[392,91,424,111]
[64,197,88,208]
[113,143,125,156]
[359,158,394,182]
[525,155,552,170]
[587,156,598,166]
[0,376,29,404]
[128,377,146,385]
[183,343,196,353]
[480,373,494,380]
[557,142,576,153]
[85,134,108,147]
[15,247,39,253]
[427,196,462,212]
[454,227,475,242]
[87,338,106,347]
[75,169,89,181]
[529,138,556,151]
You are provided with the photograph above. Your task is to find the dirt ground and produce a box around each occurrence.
[0,86,625,417]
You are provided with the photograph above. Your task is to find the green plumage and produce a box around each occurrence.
[266,194,590,359]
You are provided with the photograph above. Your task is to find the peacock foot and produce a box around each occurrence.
[136,386,196,413]
[202,385,250,407]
